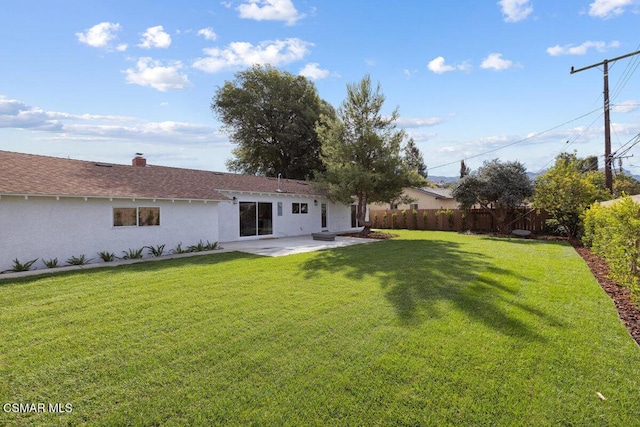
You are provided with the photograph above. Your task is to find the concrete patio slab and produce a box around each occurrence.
[220,234,379,257]
[0,234,380,280]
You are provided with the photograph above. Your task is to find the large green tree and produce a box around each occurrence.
[315,75,422,235]
[451,159,533,231]
[533,152,624,237]
[211,65,334,179]
[533,153,610,237]
[403,138,428,179]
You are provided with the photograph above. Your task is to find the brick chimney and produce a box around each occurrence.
[132,153,146,167]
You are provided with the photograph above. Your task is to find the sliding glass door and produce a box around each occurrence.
[239,202,273,237]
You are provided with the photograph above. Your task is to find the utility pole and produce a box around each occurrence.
[571,49,640,191]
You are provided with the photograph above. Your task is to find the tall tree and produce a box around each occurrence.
[403,138,428,179]
[211,65,334,179]
[315,75,421,235]
[533,152,611,237]
[460,159,471,178]
[452,159,533,231]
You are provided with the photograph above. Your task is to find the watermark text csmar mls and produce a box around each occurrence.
[3,402,73,414]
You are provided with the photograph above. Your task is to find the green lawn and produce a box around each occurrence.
[1,230,639,426]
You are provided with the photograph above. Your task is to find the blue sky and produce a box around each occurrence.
[1,0,639,177]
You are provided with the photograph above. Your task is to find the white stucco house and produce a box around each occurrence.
[0,150,359,272]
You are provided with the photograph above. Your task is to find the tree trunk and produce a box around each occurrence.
[357,195,370,237]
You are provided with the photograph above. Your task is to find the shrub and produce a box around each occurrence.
[8,258,38,272]
[146,244,166,257]
[382,213,388,228]
[436,209,454,230]
[423,211,428,228]
[66,255,93,266]
[391,212,398,229]
[582,197,640,302]
[97,251,116,262]
[203,241,219,251]
[401,209,407,229]
[43,258,59,269]
[170,243,189,254]
[412,210,418,230]
[121,248,144,260]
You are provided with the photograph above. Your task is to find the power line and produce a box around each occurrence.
[571,49,640,190]
[427,107,602,172]
[535,111,604,173]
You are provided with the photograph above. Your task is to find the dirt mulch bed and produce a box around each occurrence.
[338,231,399,240]
[570,240,640,346]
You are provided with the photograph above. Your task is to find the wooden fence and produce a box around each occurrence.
[369,208,550,233]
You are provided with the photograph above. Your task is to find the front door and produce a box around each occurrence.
[321,203,327,229]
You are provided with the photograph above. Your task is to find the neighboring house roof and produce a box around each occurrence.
[599,194,640,207]
[0,150,322,201]
[411,186,454,200]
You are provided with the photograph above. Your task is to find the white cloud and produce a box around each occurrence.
[76,22,121,48]
[427,56,470,74]
[192,38,312,73]
[498,0,533,22]
[197,27,218,41]
[588,0,635,18]
[396,117,444,128]
[237,0,304,25]
[480,53,515,70]
[427,57,455,74]
[0,96,136,131]
[0,95,220,147]
[298,63,330,80]
[124,58,190,91]
[546,40,620,56]
[612,100,639,113]
[116,44,128,52]
[138,25,172,49]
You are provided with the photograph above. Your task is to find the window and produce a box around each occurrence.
[277,202,283,216]
[113,207,160,227]
[321,203,327,228]
[292,202,308,214]
[139,207,160,226]
[240,202,273,237]
[390,203,398,210]
[351,205,359,228]
[411,203,419,210]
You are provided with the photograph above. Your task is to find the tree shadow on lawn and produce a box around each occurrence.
[301,238,565,341]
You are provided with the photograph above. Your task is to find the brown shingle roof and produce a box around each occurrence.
[0,151,322,200]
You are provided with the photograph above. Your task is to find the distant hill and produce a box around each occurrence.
[429,171,541,186]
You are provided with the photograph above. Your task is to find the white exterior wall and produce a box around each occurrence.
[0,196,219,272]
[217,192,357,242]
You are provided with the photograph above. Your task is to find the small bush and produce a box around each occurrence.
[97,251,116,262]
[8,258,38,272]
[582,197,640,303]
[170,243,189,255]
[66,255,92,266]
[146,244,166,257]
[203,240,219,251]
[43,258,59,269]
[122,248,144,260]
